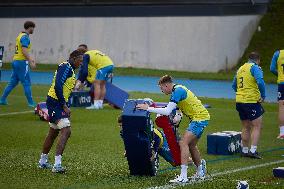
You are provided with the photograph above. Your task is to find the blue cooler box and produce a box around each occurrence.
[207,131,241,155]
[121,99,158,176]
[273,167,284,178]
[69,91,92,107]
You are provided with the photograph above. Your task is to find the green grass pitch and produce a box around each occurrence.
[0,83,284,189]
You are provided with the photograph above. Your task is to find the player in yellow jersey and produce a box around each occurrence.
[38,50,83,173]
[232,52,265,159]
[77,44,114,109]
[270,49,284,139]
[136,75,209,183]
[0,21,36,107]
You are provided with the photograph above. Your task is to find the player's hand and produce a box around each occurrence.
[63,104,71,116]
[136,103,149,110]
[29,58,36,69]
[74,80,82,91]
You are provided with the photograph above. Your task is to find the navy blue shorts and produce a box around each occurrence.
[236,103,264,121]
[46,96,70,123]
[278,84,284,101]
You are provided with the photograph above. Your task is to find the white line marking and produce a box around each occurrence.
[146,159,284,189]
[0,110,34,116]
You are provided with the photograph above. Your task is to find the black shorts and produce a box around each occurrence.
[46,96,70,123]
[236,103,264,121]
[278,84,284,101]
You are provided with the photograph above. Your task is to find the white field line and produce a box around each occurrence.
[146,159,284,189]
[0,110,34,117]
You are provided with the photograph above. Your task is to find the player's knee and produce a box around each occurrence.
[61,127,71,138]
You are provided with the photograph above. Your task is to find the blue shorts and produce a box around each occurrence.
[46,96,70,124]
[96,65,113,81]
[236,103,264,121]
[11,60,31,86]
[187,120,209,139]
[278,84,284,101]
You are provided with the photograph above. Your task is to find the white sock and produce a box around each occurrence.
[250,145,257,153]
[280,126,284,135]
[94,100,99,106]
[242,147,249,153]
[180,164,188,178]
[55,155,62,166]
[99,100,103,107]
[39,153,48,164]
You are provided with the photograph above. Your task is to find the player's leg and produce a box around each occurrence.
[277,84,284,139]
[98,66,113,108]
[99,80,106,108]
[86,79,101,109]
[52,118,71,173]
[278,100,284,139]
[0,62,19,104]
[188,138,200,167]
[236,103,251,157]
[249,116,262,159]
[170,120,207,183]
[21,69,35,107]
[240,120,251,156]
[188,138,206,179]
[38,126,59,168]
[169,131,192,183]
[247,103,264,159]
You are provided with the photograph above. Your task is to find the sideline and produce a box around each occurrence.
[0,110,34,116]
[146,159,284,189]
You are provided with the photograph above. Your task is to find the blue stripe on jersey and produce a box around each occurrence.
[20,34,30,48]
[55,64,71,105]
[270,50,279,76]
[250,63,266,99]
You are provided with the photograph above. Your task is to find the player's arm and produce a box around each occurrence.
[251,65,266,101]
[136,87,186,115]
[77,54,90,83]
[270,50,279,76]
[147,102,177,115]
[232,75,237,92]
[54,64,72,107]
[20,35,36,68]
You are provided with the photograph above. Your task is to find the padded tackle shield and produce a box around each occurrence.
[121,99,158,176]
[34,102,49,121]
[105,82,129,109]
[155,116,181,166]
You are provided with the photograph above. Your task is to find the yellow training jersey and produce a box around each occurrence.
[236,63,260,103]
[85,50,113,70]
[13,32,31,61]
[48,62,76,102]
[86,66,97,84]
[173,85,210,121]
[277,50,284,83]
